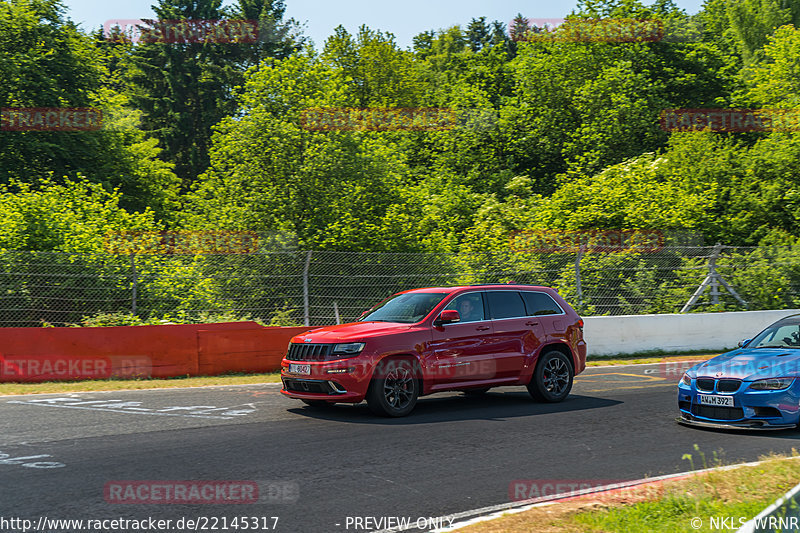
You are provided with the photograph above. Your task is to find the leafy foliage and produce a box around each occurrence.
[5,0,800,319]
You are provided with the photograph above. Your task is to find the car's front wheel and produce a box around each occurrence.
[528,350,573,402]
[366,359,419,417]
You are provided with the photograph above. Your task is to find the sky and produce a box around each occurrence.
[65,0,706,49]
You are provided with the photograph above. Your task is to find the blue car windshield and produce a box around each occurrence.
[360,292,447,324]
[749,323,800,349]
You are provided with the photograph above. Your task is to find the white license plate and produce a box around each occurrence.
[697,394,734,407]
[289,364,311,375]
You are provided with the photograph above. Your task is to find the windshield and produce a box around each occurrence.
[359,292,448,324]
[749,323,800,349]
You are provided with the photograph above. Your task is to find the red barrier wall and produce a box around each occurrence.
[0,322,316,382]
[197,326,314,376]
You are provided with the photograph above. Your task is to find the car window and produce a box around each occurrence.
[360,292,448,323]
[444,293,485,322]
[750,324,800,348]
[520,291,564,316]
[486,291,526,320]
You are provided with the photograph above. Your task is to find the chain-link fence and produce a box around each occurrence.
[1,245,800,327]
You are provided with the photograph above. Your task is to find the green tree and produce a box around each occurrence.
[0,178,159,252]
[234,0,305,65]
[412,30,435,58]
[0,0,180,217]
[728,0,794,64]
[746,24,800,106]
[509,13,529,42]
[321,25,422,107]
[126,0,236,187]
[126,0,300,187]
[501,0,729,186]
[466,17,490,52]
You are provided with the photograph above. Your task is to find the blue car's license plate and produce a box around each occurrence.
[697,394,734,407]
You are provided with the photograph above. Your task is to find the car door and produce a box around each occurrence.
[428,292,497,387]
[520,290,567,344]
[486,290,545,380]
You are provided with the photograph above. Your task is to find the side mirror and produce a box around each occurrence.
[738,338,752,348]
[435,309,461,326]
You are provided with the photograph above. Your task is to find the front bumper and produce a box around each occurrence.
[676,414,796,430]
[677,382,800,430]
[280,356,373,403]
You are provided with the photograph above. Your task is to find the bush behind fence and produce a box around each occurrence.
[1,245,799,327]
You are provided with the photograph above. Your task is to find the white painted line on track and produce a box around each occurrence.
[6,400,241,419]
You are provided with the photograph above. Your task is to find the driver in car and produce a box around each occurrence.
[457,297,482,322]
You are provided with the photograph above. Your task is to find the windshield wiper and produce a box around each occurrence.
[754,344,800,349]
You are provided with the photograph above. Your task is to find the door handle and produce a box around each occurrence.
[476,326,490,331]
[526,321,539,326]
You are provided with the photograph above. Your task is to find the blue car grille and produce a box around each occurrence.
[717,379,741,393]
[691,405,744,421]
[696,378,714,392]
[695,378,742,393]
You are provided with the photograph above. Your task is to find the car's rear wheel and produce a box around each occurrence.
[463,388,491,396]
[528,350,573,402]
[366,359,419,417]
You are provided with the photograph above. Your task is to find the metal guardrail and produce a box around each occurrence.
[738,482,800,532]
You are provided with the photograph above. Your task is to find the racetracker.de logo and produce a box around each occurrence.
[104,19,261,44]
[509,229,665,253]
[0,355,152,382]
[509,479,663,502]
[105,481,259,504]
[660,108,800,132]
[648,360,704,381]
[1,108,102,132]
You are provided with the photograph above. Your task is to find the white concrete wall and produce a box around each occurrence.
[584,309,800,357]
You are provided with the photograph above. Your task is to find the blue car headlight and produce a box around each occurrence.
[681,373,692,387]
[332,342,365,357]
[748,378,794,391]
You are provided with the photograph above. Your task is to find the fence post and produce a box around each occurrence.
[130,252,138,317]
[303,250,312,326]
[709,243,720,305]
[681,243,748,312]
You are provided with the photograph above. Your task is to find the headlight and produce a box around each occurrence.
[749,378,794,390]
[681,373,692,386]
[332,343,365,356]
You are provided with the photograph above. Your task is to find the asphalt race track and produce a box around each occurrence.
[2,363,799,533]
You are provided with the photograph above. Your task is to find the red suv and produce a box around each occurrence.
[280,285,586,416]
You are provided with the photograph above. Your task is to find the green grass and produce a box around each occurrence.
[587,351,718,367]
[572,495,769,532]
[570,452,800,532]
[458,450,800,533]
[0,371,282,396]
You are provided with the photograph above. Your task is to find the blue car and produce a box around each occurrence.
[678,314,800,430]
